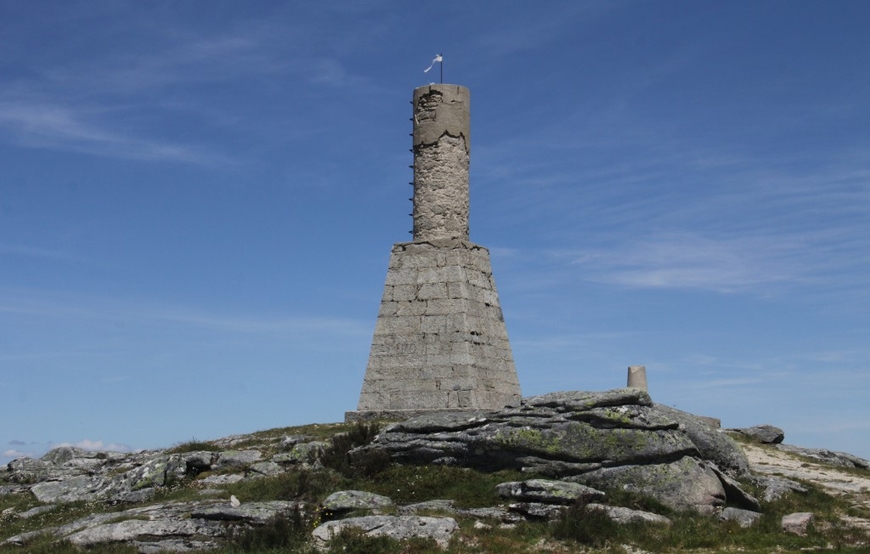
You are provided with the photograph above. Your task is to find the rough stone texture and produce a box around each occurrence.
[312,515,459,549]
[412,85,470,242]
[782,512,815,535]
[507,502,565,519]
[495,479,605,504]
[351,240,521,416]
[322,490,395,514]
[774,444,870,469]
[719,507,763,528]
[568,457,726,515]
[709,464,761,511]
[731,424,785,444]
[753,475,808,502]
[352,389,756,515]
[66,519,222,547]
[655,404,751,477]
[213,450,262,469]
[587,504,673,526]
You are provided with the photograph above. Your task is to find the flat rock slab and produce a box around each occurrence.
[312,515,459,549]
[66,519,223,547]
[322,490,395,514]
[191,500,301,524]
[731,425,785,444]
[213,450,262,468]
[496,479,604,504]
[775,444,870,469]
[753,475,808,502]
[587,504,672,526]
[30,475,101,503]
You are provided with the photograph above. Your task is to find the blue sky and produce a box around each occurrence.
[2,1,869,465]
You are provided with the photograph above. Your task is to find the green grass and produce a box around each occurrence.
[166,438,222,454]
[363,464,526,508]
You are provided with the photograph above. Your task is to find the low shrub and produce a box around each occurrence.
[226,508,314,553]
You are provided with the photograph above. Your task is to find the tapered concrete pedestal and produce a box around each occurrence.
[346,240,521,421]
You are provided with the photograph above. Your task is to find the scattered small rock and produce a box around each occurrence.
[321,490,395,515]
[753,475,807,502]
[782,512,815,536]
[718,507,762,528]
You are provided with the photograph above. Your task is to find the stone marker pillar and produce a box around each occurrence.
[412,85,470,242]
[347,85,522,421]
[627,365,648,392]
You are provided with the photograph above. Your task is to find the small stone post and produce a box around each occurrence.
[627,365,648,392]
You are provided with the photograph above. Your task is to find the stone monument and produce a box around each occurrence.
[627,365,648,392]
[346,84,522,421]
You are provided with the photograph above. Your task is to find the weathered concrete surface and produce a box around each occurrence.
[627,365,648,391]
[412,84,470,242]
[351,240,521,416]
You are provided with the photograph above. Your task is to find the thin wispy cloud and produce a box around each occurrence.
[570,232,811,292]
[0,101,228,165]
[0,286,370,337]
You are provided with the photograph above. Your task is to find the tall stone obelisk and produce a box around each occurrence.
[346,84,521,421]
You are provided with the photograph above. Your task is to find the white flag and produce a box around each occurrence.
[424,54,442,73]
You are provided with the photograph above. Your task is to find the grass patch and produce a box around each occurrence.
[166,438,222,454]
[224,468,348,504]
[364,465,526,508]
[221,508,317,553]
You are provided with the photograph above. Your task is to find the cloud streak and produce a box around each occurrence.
[0,286,370,338]
[0,100,228,165]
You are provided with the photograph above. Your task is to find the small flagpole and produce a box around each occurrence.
[440,54,443,83]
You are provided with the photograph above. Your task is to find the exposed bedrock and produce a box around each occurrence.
[352,388,753,513]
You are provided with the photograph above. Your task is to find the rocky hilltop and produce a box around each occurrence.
[2,389,868,553]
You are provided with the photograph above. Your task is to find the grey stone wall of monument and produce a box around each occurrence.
[627,365,648,392]
[347,84,521,420]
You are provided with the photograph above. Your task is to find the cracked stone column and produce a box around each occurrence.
[347,85,522,421]
[412,84,470,242]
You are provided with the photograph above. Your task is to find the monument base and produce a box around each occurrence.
[344,408,486,423]
[354,239,522,415]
